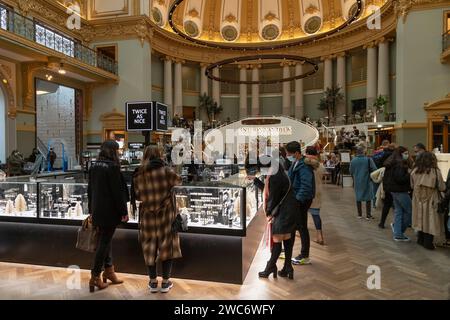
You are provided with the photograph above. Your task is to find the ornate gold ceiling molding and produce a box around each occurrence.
[15,0,89,40]
[80,17,154,45]
[394,0,450,23]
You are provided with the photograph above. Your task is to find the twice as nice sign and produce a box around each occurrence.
[126,102,153,131]
[126,101,168,132]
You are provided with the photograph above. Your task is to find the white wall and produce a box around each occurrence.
[396,8,450,123]
[0,87,5,164]
[90,39,152,131]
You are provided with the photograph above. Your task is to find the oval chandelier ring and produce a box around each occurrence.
[205,55,319,85]
[168,0,363,51]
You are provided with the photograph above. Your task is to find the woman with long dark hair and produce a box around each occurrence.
[410,152,446,250]
[383,146,413,242]
[131,145,182,293]
[248,153,297,280]
[88,140,129,292]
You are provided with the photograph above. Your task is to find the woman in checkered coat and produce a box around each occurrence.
[131,145,182,293]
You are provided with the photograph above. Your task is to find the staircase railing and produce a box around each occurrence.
[443,30,450,53]
[36,137,48,160]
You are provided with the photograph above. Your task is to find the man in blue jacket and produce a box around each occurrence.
[286,141,315,265]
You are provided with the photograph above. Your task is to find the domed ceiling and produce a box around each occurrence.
[151,0,389,45]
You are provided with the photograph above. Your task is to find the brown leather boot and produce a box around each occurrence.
[89,275,108,292]
[103,266,124,285]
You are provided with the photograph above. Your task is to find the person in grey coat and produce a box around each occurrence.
[248,157,297,280]
[350,146,377,220]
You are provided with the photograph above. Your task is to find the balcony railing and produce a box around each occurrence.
[0,4,118,75]
[443,30,450,53]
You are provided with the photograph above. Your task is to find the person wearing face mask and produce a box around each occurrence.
[413,143,426,161]
[285,141,315,266]
[383,146,413,242]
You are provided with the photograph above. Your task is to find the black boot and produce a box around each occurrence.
[417,231,424,246]
[279,238,294,279]
[259,242,281,279]
[423,233,435,250]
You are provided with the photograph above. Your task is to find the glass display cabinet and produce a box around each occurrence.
[173,172,262,236]
[0,178,38,219]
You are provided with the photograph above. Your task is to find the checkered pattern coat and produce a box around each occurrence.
[132,161,182,266]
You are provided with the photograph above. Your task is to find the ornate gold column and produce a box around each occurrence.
[377,37,391,104]
[238,64,248,119]
[173,58,184,117]
[281,61,291,117]
[322,56,333,91]
[212,67,221,106]
[200,63,209,97]
[336,52,347,117]
[163,56,173,117]
[251,64,261,116]
[295,62,304,120]
[365,42,378,113]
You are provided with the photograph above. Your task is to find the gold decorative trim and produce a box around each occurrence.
[90,0,129,19]
[0,65,16,119]
[394,123,427,129]
[16,124,36,132]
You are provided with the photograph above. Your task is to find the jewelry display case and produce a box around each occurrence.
[0,178,38,219]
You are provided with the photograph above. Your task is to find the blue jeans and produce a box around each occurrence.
[391,192,412,238]
[309,208,322,230]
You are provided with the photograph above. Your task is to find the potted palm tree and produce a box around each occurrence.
[318,86,344,126]
[373,95,389,122]
[199,93,223,126]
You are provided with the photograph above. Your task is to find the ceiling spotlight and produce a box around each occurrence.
[58,63,66,75]
[2,79,7,84]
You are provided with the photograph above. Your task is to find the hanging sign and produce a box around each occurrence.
[126,102,153,131]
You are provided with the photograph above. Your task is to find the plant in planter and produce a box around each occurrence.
[373,95,389,121]
[318,86,344,126]
[199,93,223,126]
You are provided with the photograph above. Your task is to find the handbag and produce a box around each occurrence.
[435,169,448,215]
[171,192,189,233]
[76,216,98,253]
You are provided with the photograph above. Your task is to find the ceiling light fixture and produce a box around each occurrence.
[58,63,66,75]
[205,55,319,85]
[2,79,7,84]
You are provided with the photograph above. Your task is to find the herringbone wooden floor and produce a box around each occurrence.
[0,185,449,300]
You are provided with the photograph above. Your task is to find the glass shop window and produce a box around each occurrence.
[0,4,12,30]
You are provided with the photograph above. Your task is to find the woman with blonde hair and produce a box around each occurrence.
[131,144,182,293]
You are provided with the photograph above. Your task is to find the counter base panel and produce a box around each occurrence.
[0,217,265,284]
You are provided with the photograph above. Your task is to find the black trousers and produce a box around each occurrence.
[91,227,116,277]
[292,199,312,258]
[380,191,394,227]
[147,246,173,280]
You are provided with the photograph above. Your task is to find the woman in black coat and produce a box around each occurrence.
[248,157,297,280]
[88,140,129,292]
